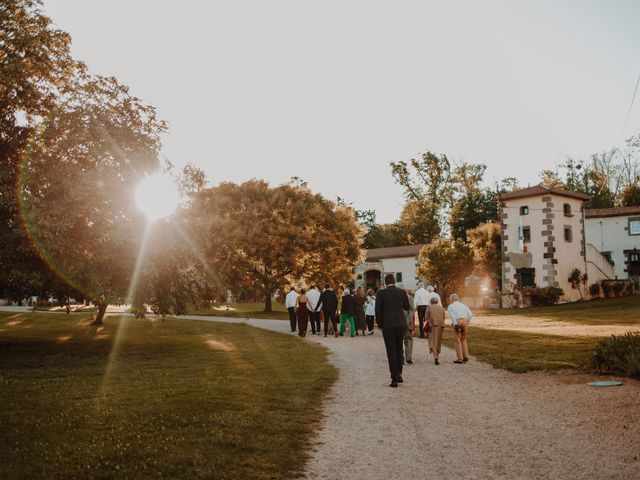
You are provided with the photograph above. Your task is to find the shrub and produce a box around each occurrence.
[592,332,640,378]
[522,286,564,306]
[612,281,625,297]
[588,283,601,299]
[601,281,613,298]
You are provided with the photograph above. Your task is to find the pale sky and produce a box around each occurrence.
[44,0,640,223]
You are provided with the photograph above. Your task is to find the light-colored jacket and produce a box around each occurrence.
[306,288,321,311]
[365,295,376,316]
[447,301,472,327]
[285,290,298,309]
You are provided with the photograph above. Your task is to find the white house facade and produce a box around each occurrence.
[584,206,640,283]
[354,245,424,292]
[499,185,593,305]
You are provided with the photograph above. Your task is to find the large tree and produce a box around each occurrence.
[0,0,79,303]
[18,74,167,323]
[417,238,474,306]
[191,180,364,312]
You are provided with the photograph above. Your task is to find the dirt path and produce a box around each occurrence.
[185,316,640,480]
[473,314,640,337]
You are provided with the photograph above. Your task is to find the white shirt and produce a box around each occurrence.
[428,291,442,306]
[285,290,299,308]
[447,301,472,327]
[413,287,430,308]
[306,288,321,311]
[365,295,376,316]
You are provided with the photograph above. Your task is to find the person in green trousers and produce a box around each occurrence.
[339,288,356,337]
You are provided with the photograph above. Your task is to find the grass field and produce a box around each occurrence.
[0,312,336,480]
[482,294,640,325]
[440,326,599,373]
[186,302,289,320]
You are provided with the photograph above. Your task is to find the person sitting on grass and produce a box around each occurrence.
[447,293,472,364]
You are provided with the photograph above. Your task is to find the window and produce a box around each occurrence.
[564,225,573,242]
[395,272,403,283]
[523,226,531,243]
[520,206,529,215]
[629,218,640,235]
[516,268,535,288]
[563,203,573,216]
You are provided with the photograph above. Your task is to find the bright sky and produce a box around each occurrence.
[44,0,640,223]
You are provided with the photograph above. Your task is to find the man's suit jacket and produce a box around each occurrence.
[317,289,338,313]
[375,285,410,329]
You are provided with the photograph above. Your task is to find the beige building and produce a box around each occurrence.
[584,206,640,283]
[499,185,592,306]
[354,245,424,292]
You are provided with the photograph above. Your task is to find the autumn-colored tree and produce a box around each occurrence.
[191,180,364,312]
[19,74,167,324]
[449,191,499,241]
[620,183,640,207]
[417,238,474,306]
[467,222,502,291]
[0,0,79,303]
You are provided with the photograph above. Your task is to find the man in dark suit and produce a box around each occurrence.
[316,284,339,337]
[375,273,411,388]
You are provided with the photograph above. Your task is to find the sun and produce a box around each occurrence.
[135,172,181,221]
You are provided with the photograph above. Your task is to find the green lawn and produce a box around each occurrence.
[441,326,599,373]
[186,302,289,320]
[0,312,336,480]
[482,294,640,325]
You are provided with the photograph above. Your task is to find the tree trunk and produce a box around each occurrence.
[92,303,107,325]
[264,294,272,313]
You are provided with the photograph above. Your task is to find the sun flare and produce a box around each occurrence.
[135,172,181,221]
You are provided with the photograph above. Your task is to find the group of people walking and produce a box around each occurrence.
[285,276,473,388]
[285,284,376,338]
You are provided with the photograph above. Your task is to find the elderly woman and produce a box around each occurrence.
[426,296,445,365]
[365,288,376,335]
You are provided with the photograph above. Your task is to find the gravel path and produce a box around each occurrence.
[185,316,640,480]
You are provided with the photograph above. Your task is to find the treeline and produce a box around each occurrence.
[0,1,364,320]
[363,145,640,250]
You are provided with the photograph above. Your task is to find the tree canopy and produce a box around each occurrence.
[191,180,364,312]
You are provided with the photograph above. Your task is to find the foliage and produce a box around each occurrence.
[191,180,364,312]
[397,199,440,244]
[18,74,167,323]
[522,286,564,306]
[417,238,474,305]
[592,332,640,378]
[0,0,79,303]
[568,268,588,299]
[450,190,499,241]
[467,222,502,291]
[620,183,640,207]
[588,283,601,299]
[0,312,337,479]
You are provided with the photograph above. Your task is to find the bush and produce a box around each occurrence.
[612,282,625,297]
[601,281,613,298]
[588,283,601,298]
[522,286,564,306]
[592,332,640,378]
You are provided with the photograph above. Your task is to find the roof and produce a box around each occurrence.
[500,184,591,201]
[585,206,640,219]
[366,244,424,261]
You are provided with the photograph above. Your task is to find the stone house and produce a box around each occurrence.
[354,245,424,292]
[499,185,599,306]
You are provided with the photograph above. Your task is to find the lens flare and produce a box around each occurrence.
[135,172,181,221]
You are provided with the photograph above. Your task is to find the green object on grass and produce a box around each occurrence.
[587,380,623,387]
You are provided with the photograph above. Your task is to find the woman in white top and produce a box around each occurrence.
[365,289,376,335]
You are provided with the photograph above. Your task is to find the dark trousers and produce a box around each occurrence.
[309,311,321,334]
[365,315,375,332]
[417,305,428,337]
[382,326,405,382]
[323,310,337,336]
[288,307,296,332]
